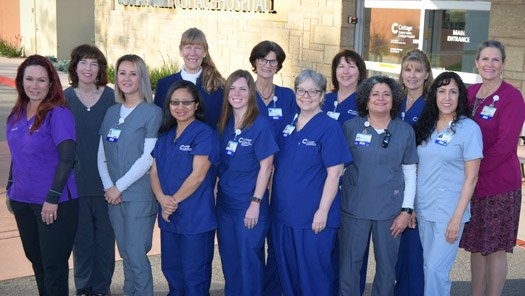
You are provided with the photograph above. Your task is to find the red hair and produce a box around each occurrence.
[9,55,67,132]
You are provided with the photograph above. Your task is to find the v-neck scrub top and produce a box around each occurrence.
[342,116,418,220]
[152,120,219,234]
[416,118,483,223]
[400,96,425,126]
[256,85,298,137]
[271,112,352,228]
[217,115,279,218]
[7,106,78,204]
[322,92,358,126]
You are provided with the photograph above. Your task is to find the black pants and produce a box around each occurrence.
[73,196,115,294]
[11,199,79,296]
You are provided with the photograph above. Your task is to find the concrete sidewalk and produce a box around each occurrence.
[1,56,525,295]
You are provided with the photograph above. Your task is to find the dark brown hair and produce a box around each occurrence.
[67,44,108,88]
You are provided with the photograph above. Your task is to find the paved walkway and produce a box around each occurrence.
[0,56,524,295]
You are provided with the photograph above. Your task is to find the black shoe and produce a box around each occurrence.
[76,290,91,296]
[92,293,109,296]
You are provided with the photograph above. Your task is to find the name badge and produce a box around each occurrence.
[106,128,121,142]
[355,133,372,146]
[268,108,283,119]
[282,124,295,137]
[327,111,341,120]
[480,106,496,120]
[225,141,238,156]
[435,131,453,146]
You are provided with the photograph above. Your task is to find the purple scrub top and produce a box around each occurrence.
[7,106,77,204]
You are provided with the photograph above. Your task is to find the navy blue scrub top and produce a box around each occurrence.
[322,92,358,126]
[152,120,220,234]
[399,96,426,126]
[272,112,352,229]
[256,85,298,138]
[154,72,224,129]
[218,115,279,219]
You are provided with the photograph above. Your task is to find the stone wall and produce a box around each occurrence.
[95,0,357,89]
[489,0,525,96]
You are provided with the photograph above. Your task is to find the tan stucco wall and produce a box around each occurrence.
[489,0,525,96]
[56,0,95,59]
[0,0,21,47]
[95,0,357,88]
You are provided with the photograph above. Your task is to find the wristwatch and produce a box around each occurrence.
[401,207,413,215]
[251,196,262,204]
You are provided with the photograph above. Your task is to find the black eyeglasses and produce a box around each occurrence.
[296,88,322,97]
[381,129,391,148]
[257,58,278,67]
[169,100,195,106]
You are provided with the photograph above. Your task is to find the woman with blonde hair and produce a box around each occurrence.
[98,54,162,296]
[155,27,225,128]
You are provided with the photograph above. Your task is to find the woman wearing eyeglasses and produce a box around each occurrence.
[216,70,279,295]
[249,41,298,137]
[150,80,219,295]
[270,69,351,295]
[340,76,418,295]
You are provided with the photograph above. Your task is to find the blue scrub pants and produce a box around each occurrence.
[161,229,215,296]
[271,218,338,296]
[339,215,400,296]
[394,226,424,296]
[263,227,282,296]
[108,200,156,296]
[73,196,115,295]
[217,209,268,296]
[418,219,464,296]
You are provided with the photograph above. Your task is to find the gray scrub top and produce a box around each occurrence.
[416,117,483,223]
[342,116,418,220]
[100,102,162,201]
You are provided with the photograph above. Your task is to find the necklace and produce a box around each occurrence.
[257,84,275,101]
[472,81,502,116]
[75,87,99,111]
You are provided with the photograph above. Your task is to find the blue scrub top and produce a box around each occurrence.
[256,85,298,138]
[322,92,358,126]
[271,112,352,229]
[154,72,224,129]
[399,96,426,126]
[152,120,220,234]
[218,115,279,219]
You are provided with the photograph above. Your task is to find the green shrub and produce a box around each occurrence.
[0,38,24,57]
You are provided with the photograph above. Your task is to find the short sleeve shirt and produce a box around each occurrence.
[416,117,483,223]
[7,106,78,204]
[322,92,358,126]
[256,85,298,138]
[342,116,418,220]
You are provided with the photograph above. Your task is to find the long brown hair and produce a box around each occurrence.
[179,28,225,93]
[398,49,433,98]
[218,70,259,133]
[9,55,67,132]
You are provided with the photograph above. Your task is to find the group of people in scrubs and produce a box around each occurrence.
[5,24,525,296]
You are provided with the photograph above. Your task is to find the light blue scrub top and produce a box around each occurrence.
[322,92,358,126]
[256,85,298,138]
[416,117,483,223]
[271,112,352,229]
[152,120,220,234]
[218,115,279,219]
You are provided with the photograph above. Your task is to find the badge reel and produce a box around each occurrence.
[355,121,372,146]
[106,118,125,142]
[282,114,298,137]
[226,129,241,156]
[480,95,499,120]
[435,121,454,146]
[268,96,283,120]
[327,101,340,120]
